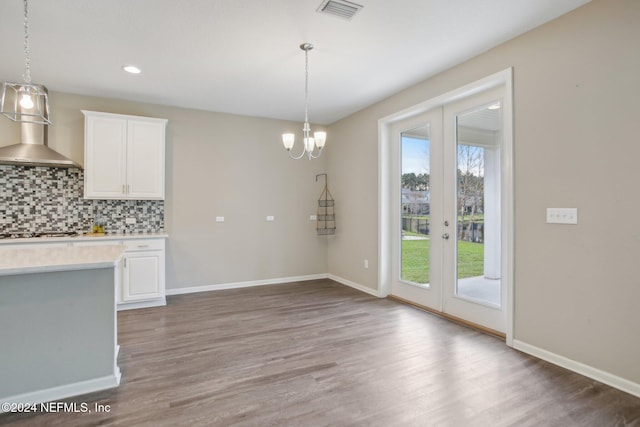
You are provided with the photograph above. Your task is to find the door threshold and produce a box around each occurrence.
[388,294,506,340]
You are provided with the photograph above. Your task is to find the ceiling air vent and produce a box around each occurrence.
[316,0,363,21]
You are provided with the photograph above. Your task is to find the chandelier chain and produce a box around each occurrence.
[23,0,32,84]
[304,46,309,125]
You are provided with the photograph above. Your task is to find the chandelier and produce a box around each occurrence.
[282,43,326,160]
[0,0,51,125]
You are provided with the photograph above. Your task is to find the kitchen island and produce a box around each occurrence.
[0,232,169,311]
[0,244,124,410]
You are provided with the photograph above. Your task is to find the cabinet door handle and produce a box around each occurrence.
[127,184,131,194]
[122,184,126,194]
[137,245,149,248]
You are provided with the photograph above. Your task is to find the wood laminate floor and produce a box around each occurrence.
[2,279,639,426]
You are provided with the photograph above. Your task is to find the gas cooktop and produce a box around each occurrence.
[0,231,82,239]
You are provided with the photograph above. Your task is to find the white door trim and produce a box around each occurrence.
[378,68,515,345]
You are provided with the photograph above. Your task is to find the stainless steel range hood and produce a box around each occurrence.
[0,122,81,169]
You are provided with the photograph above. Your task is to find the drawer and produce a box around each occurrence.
[124,239,165,252]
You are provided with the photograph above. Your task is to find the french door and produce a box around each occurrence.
[390,87,506,333]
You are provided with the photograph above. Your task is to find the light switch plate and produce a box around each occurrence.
[546,208,578,224]
[216,216,224,222]
[266,216,275,222]
[310,215,317,221]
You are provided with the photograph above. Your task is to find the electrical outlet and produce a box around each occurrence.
[364,259,369,269]
[310,215,317,221]
[546,208,578,224]
[216,216,224,222]
[266,216,275,222]
[125,217,136,224]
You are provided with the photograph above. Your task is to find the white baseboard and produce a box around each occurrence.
[328,274,381,297]
[117,297,166,311]
[513,340,640,398]
[166,274,329,296]
[165,274,382,298]
[0,373,121,413]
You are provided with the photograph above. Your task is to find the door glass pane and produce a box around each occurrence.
[401,125,431,285]
[455,102,501,307]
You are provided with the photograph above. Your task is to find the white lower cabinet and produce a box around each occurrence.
[122,240,164,305]
[73,237,166,310]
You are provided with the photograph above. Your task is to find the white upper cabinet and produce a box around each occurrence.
[83,110,167,200]
[83,113,128,199]
[126,120,166,199]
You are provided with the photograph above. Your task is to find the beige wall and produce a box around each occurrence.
[327,0,640,384]
[0,93,329,289]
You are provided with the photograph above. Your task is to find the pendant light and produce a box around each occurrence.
[282,43,326,160]
[1,0,52,125]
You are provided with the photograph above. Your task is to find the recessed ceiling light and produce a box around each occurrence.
[122,65,141,74]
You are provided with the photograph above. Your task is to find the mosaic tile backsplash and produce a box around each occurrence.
[0,165,164,234]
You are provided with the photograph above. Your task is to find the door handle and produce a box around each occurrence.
[442,233,450,240]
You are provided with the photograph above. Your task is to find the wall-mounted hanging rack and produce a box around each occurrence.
[316,173,336,235]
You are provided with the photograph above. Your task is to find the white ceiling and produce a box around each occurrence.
[0,0,590,125]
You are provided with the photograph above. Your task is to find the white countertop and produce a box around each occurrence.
[0,232,168,245]
[0,244,125,276]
